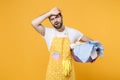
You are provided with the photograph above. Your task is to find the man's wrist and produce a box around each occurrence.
[46,11,51,18]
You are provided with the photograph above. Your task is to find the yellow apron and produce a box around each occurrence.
[46,29,75,80]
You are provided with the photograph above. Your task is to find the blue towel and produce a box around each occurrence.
[72,41,104,63]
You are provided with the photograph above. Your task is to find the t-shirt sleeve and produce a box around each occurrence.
[42,27,52,39]
[42,27,53,50]
[73,29,84,41]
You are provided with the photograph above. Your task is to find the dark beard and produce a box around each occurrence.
[53,22,63,29]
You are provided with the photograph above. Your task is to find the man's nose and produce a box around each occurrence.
[54,19,58,22]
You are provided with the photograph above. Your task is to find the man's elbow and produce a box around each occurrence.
[31,21,37,27]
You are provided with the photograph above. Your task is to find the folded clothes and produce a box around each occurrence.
[71,41,104,63]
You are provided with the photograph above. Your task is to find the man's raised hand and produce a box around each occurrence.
[49,7,61,16]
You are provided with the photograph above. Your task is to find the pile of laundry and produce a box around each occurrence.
[70,41,104,63]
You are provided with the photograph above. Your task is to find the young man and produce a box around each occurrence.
[32,7,92,80]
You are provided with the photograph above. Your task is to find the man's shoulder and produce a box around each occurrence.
[45,27,54,32]
[65,26,83,36]
[65,26,78,32]
[43,27,54,38]
[45,27,54,30]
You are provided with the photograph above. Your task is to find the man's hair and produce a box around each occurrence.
[48,13,62,20]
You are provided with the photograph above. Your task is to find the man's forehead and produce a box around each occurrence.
[50,15,59,19]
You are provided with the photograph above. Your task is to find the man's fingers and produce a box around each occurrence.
[49,7,61,15]
[53,7,60,11]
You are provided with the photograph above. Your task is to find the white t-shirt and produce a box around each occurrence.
[43,26,84,50]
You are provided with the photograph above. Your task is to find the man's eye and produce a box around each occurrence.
[56,15,59,18]
[51,19,54,20]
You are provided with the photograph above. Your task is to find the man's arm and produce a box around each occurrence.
[31,7,61,36]
[80,35,93,42]
[31,12,50,36]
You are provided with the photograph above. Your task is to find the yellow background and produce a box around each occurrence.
[0,0,120,80]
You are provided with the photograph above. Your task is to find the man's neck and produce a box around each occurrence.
[56,25,65,32]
